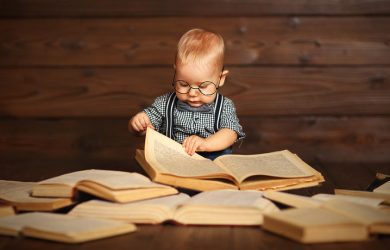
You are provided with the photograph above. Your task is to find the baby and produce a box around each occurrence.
[129,28,245,160]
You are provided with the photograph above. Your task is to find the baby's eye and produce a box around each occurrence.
[177,81,189,87]
[199,82,213,89]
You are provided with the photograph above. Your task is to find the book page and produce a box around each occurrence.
[322,199,390,225]
[374,181,390,194]
[70,193,190,217]
[121,193,190,207]
[214,150,315,183]
[266,207,362,227]
[0,212,136,242]
[312,194,385,208]
[79,170,172,190]
[0,212,47,233]
[0,205,14,217]
[145,128,230,178]
[263,191,322,208]
[180,190,278,212]
[40,170,169,190]
[334,189,390,204]
[0,180,69,205]
[38,171,88,186]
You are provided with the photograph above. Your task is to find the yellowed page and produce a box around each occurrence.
[174,190,279,225]
[80,170,173,190]
[312,194,385,208]
[263,191,322,208]
[335,189,390,205]
[0,205,14,217]
[145,128,232,179]
[374,181,390,195]
[39,170,170,190]
[322,199,390,226]
[0,212,136,243]
[179,189,277,210]
[136,149,237,191]
[69,193,190,224]
[0,180,72,211]
[214,150,316,183]
[0,212,46,236]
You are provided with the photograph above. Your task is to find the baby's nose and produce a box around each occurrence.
[188,87,199,96]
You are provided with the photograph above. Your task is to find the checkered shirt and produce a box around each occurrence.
[143,92,245,144]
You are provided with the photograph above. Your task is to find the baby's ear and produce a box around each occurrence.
[218,69,229,87]
[173,64,176,70]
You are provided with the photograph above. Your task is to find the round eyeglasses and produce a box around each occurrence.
[171,69,222,96]
[173,80,218,96]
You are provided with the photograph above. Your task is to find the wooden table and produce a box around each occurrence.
[0,158,389,249]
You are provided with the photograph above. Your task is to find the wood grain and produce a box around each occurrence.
[1,0,389,17]
[1,17,389,66]
[0,224,388,250]
[1,67,389,117]
[0,117,388,182]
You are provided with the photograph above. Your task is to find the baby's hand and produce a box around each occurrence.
[129,112,154,135]
[182,135,208,156]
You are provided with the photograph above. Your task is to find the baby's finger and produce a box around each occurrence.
[130,119,140,132]
[182,137,189,151]
[192,140,202,154]
[134,119,145,132]
[185,141,192,155]
[143,116,154,130]
[139,117,147,128]
[189,138,198,156]
[193,139,202,155]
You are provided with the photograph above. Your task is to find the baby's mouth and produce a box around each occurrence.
[187,101,202,107]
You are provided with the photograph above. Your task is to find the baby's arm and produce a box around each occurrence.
[128,112,154,136]
[128,94,169,136]
[183,128,237,156]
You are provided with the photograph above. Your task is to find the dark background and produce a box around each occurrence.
[0,0,389,187]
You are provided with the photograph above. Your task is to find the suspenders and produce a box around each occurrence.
[164,92,225,139]
[165,92,178,139]
[213,92,224,133]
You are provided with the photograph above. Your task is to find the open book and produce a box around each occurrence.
[135,128,324,191]
[334,188,390,205]
[32,169,178,203]
[263,191,389,209]
[69,190,279,226]
[0,180,73,211]
[263,199,390,243]
[0,212,136,243]
[374,180,390,194]
[0,205,14,217]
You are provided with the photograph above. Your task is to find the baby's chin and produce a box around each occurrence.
[187,101,204,107]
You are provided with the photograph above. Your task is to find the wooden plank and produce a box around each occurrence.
[0,118,145,181]
[0,0,389,17]
[0,117,389,182]
[0,17,389,66]
[0,224,389,250]
[1,67,389,117]
[236,116,390,165]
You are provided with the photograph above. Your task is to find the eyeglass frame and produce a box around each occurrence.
[171,68,224,96]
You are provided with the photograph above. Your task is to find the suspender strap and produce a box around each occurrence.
[214,93,224,132]
[165,92,224,138]
[165,92,178,139]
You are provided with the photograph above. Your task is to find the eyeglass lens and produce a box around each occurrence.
[174,80,217,96]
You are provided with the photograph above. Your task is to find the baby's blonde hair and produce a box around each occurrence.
[176,28,225,71]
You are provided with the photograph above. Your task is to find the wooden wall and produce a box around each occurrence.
[1,0,389,183]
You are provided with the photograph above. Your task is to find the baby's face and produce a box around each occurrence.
[174,63,221,107]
